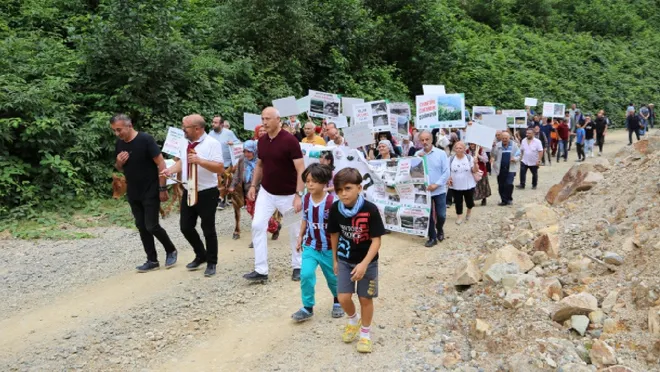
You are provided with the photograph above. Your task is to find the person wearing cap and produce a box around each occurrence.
[228,140,282,245]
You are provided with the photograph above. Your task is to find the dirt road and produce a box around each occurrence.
[0,131,630,371]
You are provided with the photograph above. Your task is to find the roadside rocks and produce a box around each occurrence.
[552,293,599,323]
[454,259,481,286]
[546,163,604,205]
[590,340,617,368]
[533,233,560,258]
[483,245,534,274]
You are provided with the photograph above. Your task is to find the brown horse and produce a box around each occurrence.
[111,174,182,218]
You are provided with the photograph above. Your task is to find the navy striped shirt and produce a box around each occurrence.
[302,193,335,251]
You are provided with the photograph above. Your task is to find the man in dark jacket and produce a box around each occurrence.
[626,108,641,145]
[533,125,550,165]
[594,110,609,156]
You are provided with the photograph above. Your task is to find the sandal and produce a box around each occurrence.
[232,232,240,240]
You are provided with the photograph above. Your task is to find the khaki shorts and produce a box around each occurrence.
[337,260,378,298]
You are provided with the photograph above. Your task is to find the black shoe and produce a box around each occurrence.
[532,186,537,190]
[204,264,216,277]
[186,259,206,271]
[248,241,254,248]
[424,239,437,247]
[136,261,159,273]
[292,268,301,281]
[506,201,513,205]
[272,222,282,241]
[217,200,226,210]
[498,202,508,206]
[516,185,525,189]
[438,233,445,242]
[481,199,487,206]
[165,251,178,269]
[243,271,268,282]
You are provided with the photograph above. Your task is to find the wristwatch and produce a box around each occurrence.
[296,191,304,197]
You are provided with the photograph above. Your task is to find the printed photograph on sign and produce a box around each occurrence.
[543,102,566,118]
[384,206,399,225]
[553,103,565,117]
[501,110,528,128]
[472,106,496,121]
[389,102,411,138]
[308,90,341,119]
[409,158,425,179]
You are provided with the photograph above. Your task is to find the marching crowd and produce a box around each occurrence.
[110,101,652,354]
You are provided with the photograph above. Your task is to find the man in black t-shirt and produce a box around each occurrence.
[111,114,177,272]
[583,115,596,158]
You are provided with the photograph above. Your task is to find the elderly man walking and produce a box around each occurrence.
[244,107,306,282]
[491,132,521,206]
[415,131,450,247]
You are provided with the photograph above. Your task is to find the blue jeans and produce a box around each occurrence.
[428,193,447,240]
[556,140,568,161]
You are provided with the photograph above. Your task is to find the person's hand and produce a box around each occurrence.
[228,187,235,193]
[188,153,201,165]
[116,151,129,165]
[296,236,303,252]
[293,194,302,213]
[351,262,368,282]
[227,141,234,146]
[537,160,541,166]
[447,177,453,187]
[159,190,169,202]
[333,260,338,275]
[247,185,256,201]
[160,168,173,178]
[428,184,438,192]
[510,157,516,163]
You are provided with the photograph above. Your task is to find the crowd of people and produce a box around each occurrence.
[110,100,651,354]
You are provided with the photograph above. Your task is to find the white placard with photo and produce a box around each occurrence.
[162,127,185,157]
[543,102,566,118]
[308,90,341,119]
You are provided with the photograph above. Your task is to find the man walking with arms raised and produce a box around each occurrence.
[244,107,306,282]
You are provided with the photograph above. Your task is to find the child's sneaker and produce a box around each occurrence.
[342,320,361,343]
[291,308,314,322]
[357,337,373,353]
[331,304,345,318]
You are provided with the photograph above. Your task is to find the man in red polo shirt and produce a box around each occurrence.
[244,107,306,282]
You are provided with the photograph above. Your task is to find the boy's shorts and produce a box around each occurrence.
[337,260,378,298]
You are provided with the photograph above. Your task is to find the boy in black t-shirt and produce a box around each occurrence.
[328,168,385,354]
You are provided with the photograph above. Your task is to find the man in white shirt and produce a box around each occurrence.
[208,116,240,209]
[517,128,544,190]
[324,122,346,148]
[162,114,224,277]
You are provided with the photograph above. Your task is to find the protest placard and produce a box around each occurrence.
[501,109,528,128]
[472,106,496,121]
[272,96,300,117]
[229,143,244,165]
[480,114,507,130]
[389,102,411,139]
[352,100,390,133]
[342,124,374,149]
[243,113,261,131]
[525,97,538,106]
[308,90,341,119]
[543,102,565,118]
[422,85,446,95]
[162,127,185,157]
[465,122,497,149]
[296,96,310,114]
[341,97,365,117]
[331,114,348,129]
[416,94,466,129]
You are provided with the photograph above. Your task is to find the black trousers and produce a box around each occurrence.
[628,128,640,144]
[128,197,176,263]
[181,188,219,264]
[453,188,475,215]
[576,143,585,160]
[497,172,515,203]
[519,163,538,188]
[596,134,605,152]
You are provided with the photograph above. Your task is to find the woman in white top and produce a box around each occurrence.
[448,141,479,225]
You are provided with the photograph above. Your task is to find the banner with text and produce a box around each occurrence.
[308,90,341,119]
[416,94,466,129]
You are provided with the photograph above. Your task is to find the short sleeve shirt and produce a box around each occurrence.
[115,132,160,201]
[258,130,303,195]
[327,200,386,264]
[520,137,543,166]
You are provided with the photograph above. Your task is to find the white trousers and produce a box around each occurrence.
[252,188,301,275]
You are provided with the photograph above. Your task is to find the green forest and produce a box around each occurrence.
[2,0,659,219]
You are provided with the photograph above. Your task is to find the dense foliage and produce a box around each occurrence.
[1,0,659,218]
